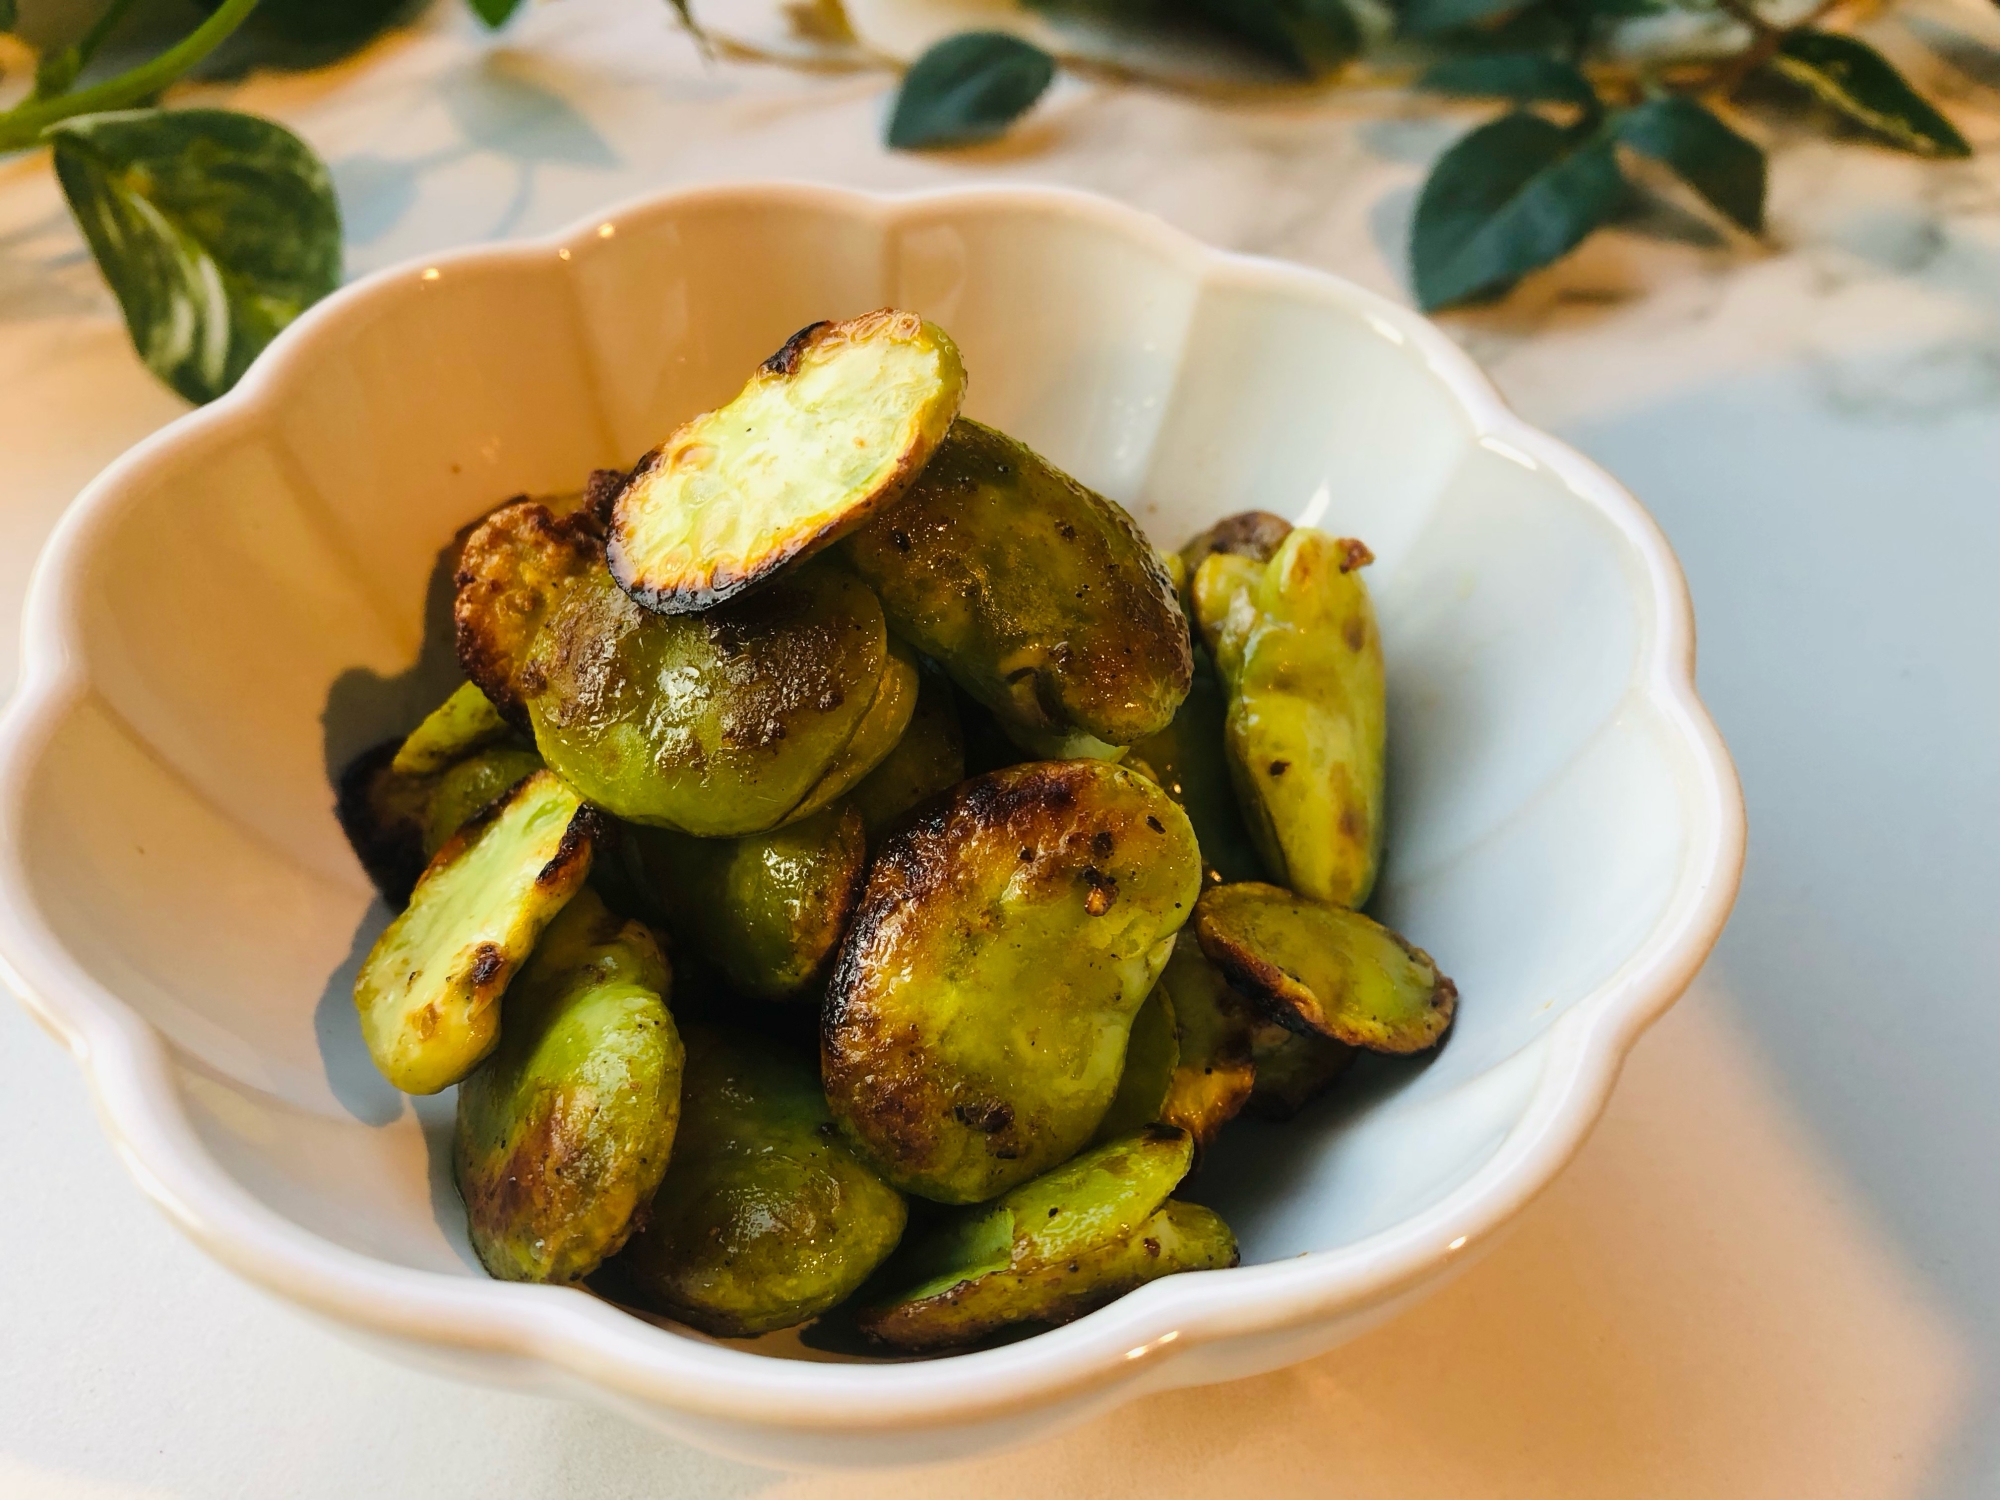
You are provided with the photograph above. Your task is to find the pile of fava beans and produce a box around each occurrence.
[337,309,1456,1351]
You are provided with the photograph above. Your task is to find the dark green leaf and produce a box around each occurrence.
[1613,96,1764,232]
[0,0,19,34]
[1400,0,1535,39]
[1411,111,1626,309]
[1580,0,1666,15]
[1417,53,1597,108]
[469,0,527,26]
[1181,0,1360,78]
[50,108,342,405]
[886,32,1056,150]
[1769,30,1970,158]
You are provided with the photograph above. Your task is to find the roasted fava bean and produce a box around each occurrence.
[856,1126,1236,1350]
[614,1027,907,1337]
[1153,929,1258,1148]
[355,770,599,1094]
[824,759,1202,1203]
[636,803,866,1001]
[609,311,964,614]
[1194,882,1455,1054]
[523,560,906,836]
[845,418,1191,751]
[391,681,512,777]
[1192,525,1385,909]
[454,500,605,727]
[454,889,682,1283]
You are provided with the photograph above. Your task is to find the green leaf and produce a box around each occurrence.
[468,0,527,27]
[1417,53,1598,109]
[1411,111,1626,309]
[1400,0,1535,39]
[49,109,342,405]
[886,32,1056,150]
[1769,30,1970,158]
[1181,0,1360,78]
[1613,96,1764,232]
[0,0,19,33]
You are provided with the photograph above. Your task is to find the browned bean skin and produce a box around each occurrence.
[522,560,894,836]
[454,500,605,728]
[454,890,681,1285]
[845,418,1191,749]
[824,760,1203,1204]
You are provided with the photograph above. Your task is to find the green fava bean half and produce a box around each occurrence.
[454,889,683,1283]
[613,1027,907,1338]
[823,759,1203,1204]
[523,559,908,837]
[636,802,867,1001]
[856,1125,1237,1351]
[354,769,598,1095]
[1193,525,1385,909]
[1193,882,1456,1053]
[845,418,1191,750]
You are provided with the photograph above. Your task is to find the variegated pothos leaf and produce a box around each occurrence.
[49,108,342,405]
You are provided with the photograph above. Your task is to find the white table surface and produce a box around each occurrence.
[2,1,1995,1494]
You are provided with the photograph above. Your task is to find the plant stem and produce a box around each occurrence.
[1707,0,1843,98]
[30,0,150,102]
[0,0,263,152]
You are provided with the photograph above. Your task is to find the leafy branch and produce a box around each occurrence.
[0,0,1986,406]
[678,0,1983,309]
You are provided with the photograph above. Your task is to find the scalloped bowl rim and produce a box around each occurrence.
[0,181,1744,1440]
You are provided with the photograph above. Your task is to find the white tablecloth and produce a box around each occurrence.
[2,1,1996,1492]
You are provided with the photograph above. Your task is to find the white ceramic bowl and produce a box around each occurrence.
[0,182,1743,1468]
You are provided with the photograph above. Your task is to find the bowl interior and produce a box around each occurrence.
[16,192,1694,1359]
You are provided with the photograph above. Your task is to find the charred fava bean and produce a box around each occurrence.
[1179,509,1294,587]
[824,760,1203,1203]
[609,310,965,614]
[523,560,907,836]
[614,1027,907,1337]
[856,1126,1236,1350]
[454,499,605,726]
[355,770,598,1094]
[391,681,512,777]
[845,418,1192,751]
[1193,524,1385,909]
[636,803,866,1001]
[845,665,965,841]
[454,889,682,1283]
[1153,930,1258,1149]
[1194,882,1455,1054]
